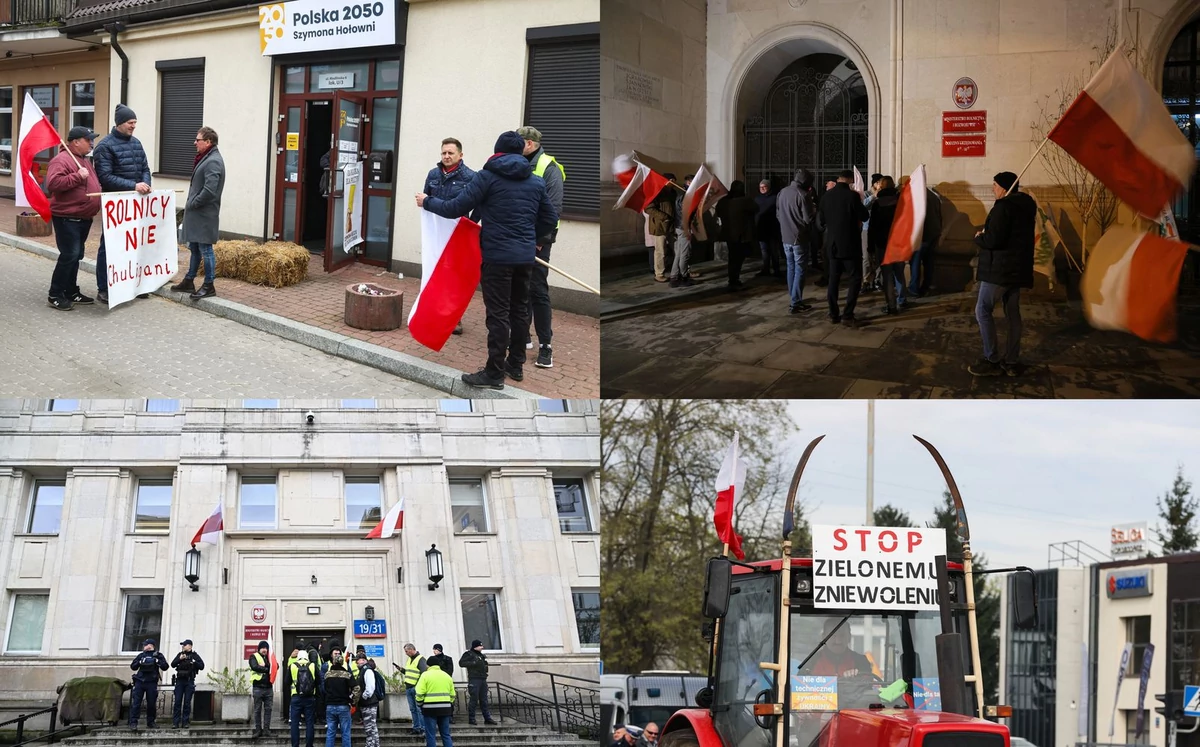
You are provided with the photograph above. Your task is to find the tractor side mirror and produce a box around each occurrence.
[702,557,733,619]
[1011,570,1039,630]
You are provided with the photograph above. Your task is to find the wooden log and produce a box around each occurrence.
[16,213,52,237]
[344,283,404,331]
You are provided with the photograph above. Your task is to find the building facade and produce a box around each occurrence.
[0,398,600,715]
[601,0,1200,282]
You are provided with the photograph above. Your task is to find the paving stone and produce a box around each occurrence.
[761,372,855,398]
[758,341,841,373]
[604,356,716,397]
[704,335,789,365]
[679,363,784,398]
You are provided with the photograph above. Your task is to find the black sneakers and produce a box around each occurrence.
[505,362,524,382]
[452,322,464,335]
[789,302,813,314]
[47,296,73,311]
[968,358,1004,377]
[462,370,504,390]
[97,291,108,304]
[536,345,553,368]
[70,291,94,305]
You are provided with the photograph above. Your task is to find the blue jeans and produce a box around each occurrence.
[129,680,157,727]
[49,217,92,299]
[976,281,1022,363]
[290,695,316,747]
[186,242,216,282]
[95,232,108,293]
[759,240,779,274]
[407,687,424,733]
[172,678,195,726]
[423,713,454,747]
[783,242,809,306]
[325,704,351,747]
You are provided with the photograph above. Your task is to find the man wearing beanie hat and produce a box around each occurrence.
[416,130,558,390]
[776,169,817,314]
[459,639,496,724]
[426,643,454,676]
[517,125,564,370]
[44,126,100,310]
[248,640,275,738]
[91,104,152,305]
[128,638,168,730]
[970,171,1037,377]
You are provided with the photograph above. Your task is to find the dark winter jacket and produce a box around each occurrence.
[424,161,477,200]
[715,181,757,244]
[423,149,558,265]
[181,147,225,245]
[130,651,169,684]
[459,649,490,681]
[645,188,674,237]
[170,651,206,680]
[777,174,816,245]
[427,653,455,676]
[817,182,870,260]
[754,191,780,242]
[357,668,381,708]
[92,127,151,193]
[322,665,360,706]
[975,190,1037,288]
[867,187,900,261]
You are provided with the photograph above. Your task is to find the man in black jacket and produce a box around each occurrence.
[321,648,359,747]
[969,171,1037,377]
[91,104,151,305]
[459,640,497,725]
[170,639,205,728]
[417,131,558,390]
[249,640,274,739]
[715,181,757,291]
[817,170,870,326]
[128,638,168,730]
[427,643,454,676]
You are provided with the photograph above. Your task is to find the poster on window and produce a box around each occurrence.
[343,161,364,251]
[100,190,179,307]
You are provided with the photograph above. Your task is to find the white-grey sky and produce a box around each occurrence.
[756,400,1197,570]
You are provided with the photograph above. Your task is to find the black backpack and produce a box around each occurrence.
[372,669,386,695]
[295,664,316,697]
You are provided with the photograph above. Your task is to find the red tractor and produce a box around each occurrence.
[658,436,1040,747]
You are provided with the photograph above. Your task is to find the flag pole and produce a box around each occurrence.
[535,257,600,294]
[1007,136,1051,197]
[866,400,875,525]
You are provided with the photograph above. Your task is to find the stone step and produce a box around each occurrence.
[62,723,592,745]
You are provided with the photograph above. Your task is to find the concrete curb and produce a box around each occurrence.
[3,232,540,400]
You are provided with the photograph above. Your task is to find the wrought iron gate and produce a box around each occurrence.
[743,65,869,189]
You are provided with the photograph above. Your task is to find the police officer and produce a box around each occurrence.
[128,638,168,730]
[415,660,456,747]
[249,640,274,739]
[517,125,565,370]
[289,650,319,747]
[459,640,497,725]
[401,644,428,735]
[170,639,205,728]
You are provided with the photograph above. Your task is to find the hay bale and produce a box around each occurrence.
[211,240,310,288]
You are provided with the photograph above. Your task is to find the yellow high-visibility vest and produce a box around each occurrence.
[404,654,423,686]
[533,152,565,229]
[250,653,269,685]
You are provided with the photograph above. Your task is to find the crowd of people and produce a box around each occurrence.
[644,165,1037,376]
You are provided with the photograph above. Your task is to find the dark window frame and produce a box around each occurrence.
[156,58,206,179]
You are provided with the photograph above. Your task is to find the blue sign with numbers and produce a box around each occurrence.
[363,645,385,658]
[354,619,387,638]
[1185,685,1200,717]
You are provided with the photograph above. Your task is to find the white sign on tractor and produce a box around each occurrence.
[812,525,948,611]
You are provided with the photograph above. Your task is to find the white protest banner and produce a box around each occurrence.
[812,525,947,611]
[258,0,396,57]
[343,161,364,251]
[100,190,178,307]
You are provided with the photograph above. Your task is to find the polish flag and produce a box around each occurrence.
[364,497,404,540]
[714,433,747,560]
[15,93,62,223]
[1048,47,1195,218]
[852,166,865,199]
[190,501,223,547]
[1082,225,1190,343]
[681,165,727,238]
[882,164,927,265]
[612,153,670,213]
[409,213,481,351]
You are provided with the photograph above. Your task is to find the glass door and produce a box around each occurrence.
[275,103,303,244]
[325,91,367,272]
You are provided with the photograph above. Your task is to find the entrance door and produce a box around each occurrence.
[325,91,368,272]
[280,629,344,718]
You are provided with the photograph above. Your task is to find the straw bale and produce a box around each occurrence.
[211,240,310,288]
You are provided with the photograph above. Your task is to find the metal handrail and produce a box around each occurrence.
[0,706,55,729]
[1,704,87,746]
[525,669,600,685]
[12,723,85,747]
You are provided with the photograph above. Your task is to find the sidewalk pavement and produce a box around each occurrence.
[0,199,598,399]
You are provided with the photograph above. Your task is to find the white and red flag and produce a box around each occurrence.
[364,497,404,540]
[190,501,223,547]
[882,164,928,265]
[15,92,61,223]
[713,433,747,560]
[612,153,670,213]
[681,164,727,238]
[1048,47,1195,218]
[1082,225,1191,343]
[409,213,481,351]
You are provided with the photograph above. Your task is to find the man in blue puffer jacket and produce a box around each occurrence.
[91,104,152,305]
[424,137,476,337]
[417,131,558,390]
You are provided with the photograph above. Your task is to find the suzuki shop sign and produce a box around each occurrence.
[1107,568,1153,599]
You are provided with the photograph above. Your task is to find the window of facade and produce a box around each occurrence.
[243,399,278,409]
[440,400,472,413]
[70,81,94,131]
[0,86,12,174]
[6,594,49,653]
[345,477,382,530]
[239,477,278,529]
[27,481,65,534]
[146,399,179,412]
[133,480,172,532]
[538,399,568,413]
[572,590,600,648]
[524,25,599,219]
[121,593,164,653]
[450,479,489,533]
[1170,599,1200,690]
[1126,615,1152,675]
[1124,709,1151,745]
[157,59,205,176]
[461,591,502,651]
[50,399,79,411]
[554,478,592,532]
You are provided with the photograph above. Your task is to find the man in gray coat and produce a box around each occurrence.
[776,169,817,314]
[172,126,225,299]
